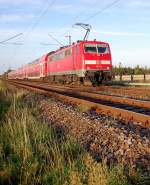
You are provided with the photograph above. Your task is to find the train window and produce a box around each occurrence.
[97,44,109,54]
[52,54,58,61]
[68,48,72,56]
[65,48,72,56]
[49,56,52,62]
[84,44,97,53]
[51,51,65,61]
[59,51,65,59]
[76,46,80,54]
[65,50,68,56]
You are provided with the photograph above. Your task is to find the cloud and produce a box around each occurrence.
[0,14,35,22]
[127,0,150,8]
[77,0,99,5]
[112,48,150,67]
[52,4,73,10]
[0,0,42,5]
[0,15,21,22]
[90,30,145,37]
[0,0,33,3]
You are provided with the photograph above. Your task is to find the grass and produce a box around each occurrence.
[0,81,149,185]
[0,80,11,120]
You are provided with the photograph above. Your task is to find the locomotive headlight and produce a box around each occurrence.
[85,60,96,64]
[101,60,110,64]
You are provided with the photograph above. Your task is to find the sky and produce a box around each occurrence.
[0,0,150,74]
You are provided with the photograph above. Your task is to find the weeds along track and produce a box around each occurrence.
[7,79,150,127]
[93,86,150,101]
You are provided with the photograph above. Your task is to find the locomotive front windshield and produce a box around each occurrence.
[84,44,97,53]
[84,44,109,54]
[97,44,109,54]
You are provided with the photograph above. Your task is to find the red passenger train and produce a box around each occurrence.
[8,40,112,85]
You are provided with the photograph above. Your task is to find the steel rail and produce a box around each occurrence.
[10,79,150,110]
[7,80,150,127]
[15,79,150,97]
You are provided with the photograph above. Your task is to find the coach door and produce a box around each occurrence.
[40,63,44,78]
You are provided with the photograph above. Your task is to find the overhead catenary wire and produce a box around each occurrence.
[59,0,121,40]
[1,0,57,72]
[4,0,53,47]
[1,42,23,45]
[40,42,59,46]
[8,0,121,72]
[20,0,53,34]
[83,0,121,22]
[24,0,57,39]
[48,33,64,46]
[11,0,57,64]
[28,0,121,65]
[27,0,121,63]
[13,0,57,46]
[0,33,23,44]
[58,0,103,38]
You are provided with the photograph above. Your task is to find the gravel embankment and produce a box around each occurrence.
[25,94,150,175]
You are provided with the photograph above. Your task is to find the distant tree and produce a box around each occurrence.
[113,64,150,76]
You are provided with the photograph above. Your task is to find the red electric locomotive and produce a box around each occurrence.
[8,40,112,86]
[46,40,112,85]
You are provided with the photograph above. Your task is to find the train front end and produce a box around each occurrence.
[82,41,112,85]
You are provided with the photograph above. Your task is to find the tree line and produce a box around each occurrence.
[112,65,150,76]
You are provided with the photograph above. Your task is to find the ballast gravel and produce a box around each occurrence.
[24,94,150,175]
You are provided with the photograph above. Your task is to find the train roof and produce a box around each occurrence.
[29,59,39,64]
[48,40,109,56]
[76,40,109,44]
[8,39,110,76]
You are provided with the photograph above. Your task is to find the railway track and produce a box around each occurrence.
[26,79,150,101]
[8,79,150,127]
[13,79,150,100]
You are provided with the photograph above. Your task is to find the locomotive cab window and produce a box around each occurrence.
[84,44,97,53]
[97,44,109,54]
